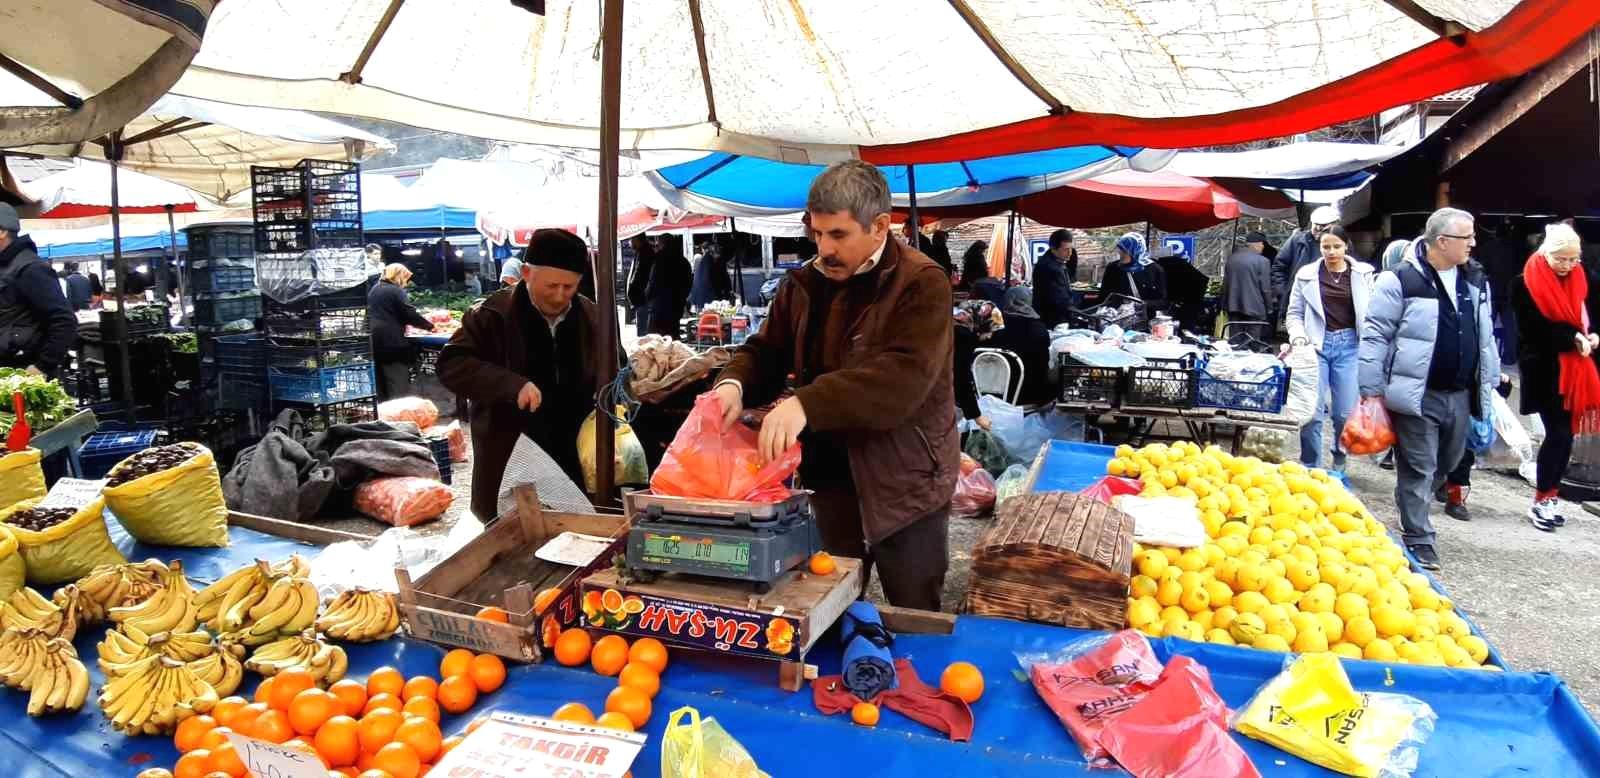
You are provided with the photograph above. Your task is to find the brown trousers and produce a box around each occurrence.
[809,487,949,611]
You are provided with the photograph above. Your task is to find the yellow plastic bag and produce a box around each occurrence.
[103,442,230,547]
[0,525,24,601]
[0,497,125,584]
[579,409,649,492]
[0,448,46,509]
[1234,655,1436,777]
[661,706,769,778]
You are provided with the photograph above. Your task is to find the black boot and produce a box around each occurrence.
[1444,484,1470,521]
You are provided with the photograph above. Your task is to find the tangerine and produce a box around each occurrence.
[851,702,879,727]
[591,635,629,676]
[617,663,660,698]
[271,669,317,712]
[554,629,593,667]
[440,649,475,679]
[290,688,341,735]
[397,676,435,701]
[438,674,478,714]
[198,726,235,752]
[552,702,596,724]
[314,715,362,767]
[364,693,403,716]
[394,716,443,762]
[210,697,248,728]
[604,686,651,729]
[254,709,296,743]
[469,654,506,693]
[358,708,405,753]
[174,750,212,778]
[939,662,985,704]
[283,737,327,767]
[627,638,669,674]
[808,552,836,576]
[594,711,635,732]
[366,667,406,699]
[205,742,248,777]
[402,695,441,723]
[372,742,422,778]
[476,607,509,623]
[227,703,268,740]
[175,714,218,753]
[534,587,561,615]
[329,679,369,718]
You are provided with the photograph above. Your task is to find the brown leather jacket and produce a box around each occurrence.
[437,284,606,520]
[719,238,958,543]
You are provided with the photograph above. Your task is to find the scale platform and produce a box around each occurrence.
[623,491,821,593]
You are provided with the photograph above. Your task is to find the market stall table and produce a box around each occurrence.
[1060,401,1301,453]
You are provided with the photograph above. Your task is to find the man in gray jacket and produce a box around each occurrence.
[1358,207,1500,571]
[1221,232,1273,343]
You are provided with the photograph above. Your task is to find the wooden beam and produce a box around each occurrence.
[687,0,718,124]
[0,37,197,148]
[120,117,193,147]
[1441,34,1596,172]
[341,0,406,84]
[595,0,624,504]
[1382,0,1467,39]
[0,53,81,108]
[946,0,1063,113]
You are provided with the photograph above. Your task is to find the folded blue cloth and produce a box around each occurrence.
[840,601,896,700]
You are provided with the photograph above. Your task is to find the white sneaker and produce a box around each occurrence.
[1528,499,1559,532]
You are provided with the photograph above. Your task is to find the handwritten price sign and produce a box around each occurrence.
[224,733,326,777]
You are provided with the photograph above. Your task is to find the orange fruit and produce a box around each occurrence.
[363,693,404,716]
[175,714,218,753]
[284,737,328,767]
[469,654,506,693]
[476,606,509,623]
[402,695,441,723]
[851,702,879,726]
[357,770,395,778]
[594,711,635,732]
[809,552,836,576]
[372,742,422,778]
[253,709,296,744]
[604,686,651,729]
[394,716,443,762]
[553,629,592,667]
[939,661,985,704]
[534,587,561,615]
[205,742,248,777]
[174,750,212,778]
[253,676,274,704]
[591,635,629,676]
[401,676,438,701]
[314,715,362,767]
[627,638,669,674]
[617,663,660,699]
[198,726,235,752]
[358,708,405,753]
[211,697,248,728]
[541,615,562,648]
[329,679,369,718]
[228,703,269,739]
[437,674,477,714]
[290,688,341,735]
[366,667,406,699]
[440,734,464,755]
[439,649,475,679]
[551,702,596,724]
[271,669,317,712]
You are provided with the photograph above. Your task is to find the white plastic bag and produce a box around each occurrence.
[310,513,485,599]
[1483,393,1536,483]
[1281,344,1320,426]
[1111,495,1206,548]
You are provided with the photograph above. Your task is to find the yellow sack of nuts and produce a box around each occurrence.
[0,525,24,600]
[0,496,125,584]
[0,448,46,509]
[103,442,229,547]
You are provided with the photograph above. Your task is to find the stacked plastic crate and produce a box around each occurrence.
[251,159,377,430]
[186,224,264,416]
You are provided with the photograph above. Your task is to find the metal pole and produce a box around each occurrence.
[168,205,186,326]
[906,165,919,255]
[1003,204,1017,284]
[594,0,623,504]
[108,141,136,421]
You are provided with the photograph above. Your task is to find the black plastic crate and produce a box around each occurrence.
[268,339,372,371]
[302,159,360,193]
[1122,357,1197,409]
[213,370,269,411]
[192,294,262,328]
[210,333,266,372]
[1057,357,1123,407]
[188,260,256,294]
[254,221,363,254]
[264,307,369,345]
[263,279,372,313]
[185,226,254,261]
[276,397,378,432]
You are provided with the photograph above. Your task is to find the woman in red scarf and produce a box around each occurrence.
[1510,223,1600,531]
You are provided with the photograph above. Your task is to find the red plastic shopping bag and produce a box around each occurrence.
[1081,475,1143,504]
[1100,656,1261,778]
[649,392,801,501]
[1340,397,1397,456]
[1020,629,1165,766]
[951,461,998,519]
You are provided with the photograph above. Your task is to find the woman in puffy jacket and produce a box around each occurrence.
[1286,225,1376,471]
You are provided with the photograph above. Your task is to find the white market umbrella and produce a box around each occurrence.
[23,161,204,216]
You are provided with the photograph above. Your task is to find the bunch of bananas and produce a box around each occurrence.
[0,629,89,716]
[98,625,244,697]
[108,561,197,635]
[1,587,79,640]
[98,654,218,736]
[316,588,400,643]
[64,560,168,624]
[245,629,348,684]
[195,556,317,643]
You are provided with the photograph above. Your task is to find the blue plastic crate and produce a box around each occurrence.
[212,334,266,372]
[268,363,374,405]
[80,429,159,479]
[193,294,262,328]
[188,261,256,294]
[1196,362,1290,414]
[214,371,269,411]
[425,436,452,484]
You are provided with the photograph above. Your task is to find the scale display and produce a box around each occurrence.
[640,532,751,573]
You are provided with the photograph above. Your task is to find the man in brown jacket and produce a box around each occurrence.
[439,228,610,520]
[714,160,959,610]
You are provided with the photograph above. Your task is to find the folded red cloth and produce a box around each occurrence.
[812,658,974,741]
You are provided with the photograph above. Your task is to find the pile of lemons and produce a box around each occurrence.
[1115,441,1495,669]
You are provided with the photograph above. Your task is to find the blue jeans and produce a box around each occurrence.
[1300,328,1359,467]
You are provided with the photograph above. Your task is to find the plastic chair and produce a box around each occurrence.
[973,348,1024,405]
[695,312,723,345]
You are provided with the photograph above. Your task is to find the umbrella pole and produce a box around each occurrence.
[108,143,136,421]
[593,0,624,505]
[1003,204,1016,285]
[168,205,186,326]
[906,165,919,255]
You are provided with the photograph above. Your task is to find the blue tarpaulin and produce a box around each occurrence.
[36,232,184,260]
[363,206,477,232]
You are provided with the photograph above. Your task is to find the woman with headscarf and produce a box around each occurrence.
[1100,232,1146,302]
[953,300,1002,431]
[956,241,1006,307]
[369,263,435,400]
[989,286,1055,406]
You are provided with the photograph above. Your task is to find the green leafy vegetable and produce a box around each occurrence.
[0,369,76,435]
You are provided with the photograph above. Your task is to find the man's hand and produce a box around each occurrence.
[759,395,807,463]
[516,382,543,412]
[23,365,41,377]
[975,415,992,432]
[714,381,743,431]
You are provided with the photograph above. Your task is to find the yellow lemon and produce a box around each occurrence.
[1372,605,1415,639]
[1160,605,1189,624]
[1299,583,1337,614]
[1206,628,1236,646]
[1229,612,1267,644]
[1247,526,1274,546]
[1343,615,1377,647]
[1334,593,1370,624]
[1409,585,1441,612]
[1363,638,1399,661]
[1441,613,1471,641]
[1293,627,1329,653]
[1318,612,1345,643]
[1266,616,1297,644]
[1155,577,1184,608]
[1290,612,1323,639]
[1203,579,1233,609]
[1176,548,1207,572]
[1252,634,1291,652]
[1459,635,1490,664]
[1265,558,1289,580]
[1331,642,1364,660]
[1264,577,1299,605]
[1107,458,1127,476]
[1127,597,1161,628]
[1212,606,1239,631]
[1234,563,1269,593]
[1180,587,1211,615]
[1130,575,1159,599]
[1201,542,1226,566]
[1160,546,1183,564]
[1258,603,1289,626]
[1219,521,1251,539]
[1177,571,1207,592]
[1232,591,1269,614]
[1215,557,1243,587]
[1115,444,1135,458]
[1201,511,1225,538]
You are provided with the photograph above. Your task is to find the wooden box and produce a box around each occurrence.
[962,490,1134,631]
[395,486,628,662]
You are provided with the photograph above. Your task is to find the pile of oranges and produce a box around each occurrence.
[166,648,507,778]
[547,632,669,735]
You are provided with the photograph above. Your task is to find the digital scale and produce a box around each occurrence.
[624,492,821,593]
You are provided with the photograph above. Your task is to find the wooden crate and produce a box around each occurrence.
[395,486,628,662]
[963,490,1134,631]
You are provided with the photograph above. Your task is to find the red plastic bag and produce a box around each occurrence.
[951,466,997,519]
[1100,656,1261,778]
[353,476,454,526]
[379,397,440,430]
[1021,629,1164,766]
[649,392,801,501]
[1081,475,1143,504]
[1340,396,1397,456]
